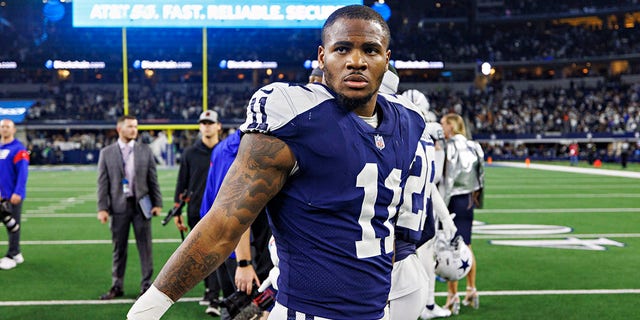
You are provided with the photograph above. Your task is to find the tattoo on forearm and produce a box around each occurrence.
[156,134,293,301]
[218,134,292,226]
[155,231,222,300]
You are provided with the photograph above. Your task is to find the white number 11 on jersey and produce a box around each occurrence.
[355,163,402,259]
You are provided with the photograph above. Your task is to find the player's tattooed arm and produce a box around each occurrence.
[154,133,295,301]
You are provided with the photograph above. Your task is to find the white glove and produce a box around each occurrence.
[440,213,457,242]
[258,266,280,292]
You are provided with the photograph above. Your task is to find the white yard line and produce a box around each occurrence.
[3,232,639,246]
[476,208,640,213]
[19,207,640,218]
[0,239,182,245]
[494,162,640,179]
[473,233,640,239]
[486,193,640,198]
[2,289,638,306]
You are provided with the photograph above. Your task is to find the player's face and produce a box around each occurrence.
[319,18,390,113]
[0,119,16,140]
[308,75,323,84]
[117,119,138,142]
[440,118,453,139]
[199,121,220,139]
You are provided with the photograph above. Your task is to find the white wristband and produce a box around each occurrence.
[127,285,174,320]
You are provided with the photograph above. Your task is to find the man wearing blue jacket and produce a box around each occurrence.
[0,119,29,270]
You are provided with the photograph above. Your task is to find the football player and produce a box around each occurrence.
[128,5,426,320]
[400,89,454,319]
[379,72,457,320]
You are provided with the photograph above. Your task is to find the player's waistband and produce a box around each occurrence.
[270,302,389,320]
[270,302,332,320]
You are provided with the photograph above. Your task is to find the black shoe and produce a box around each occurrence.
[200,289,217,306]
[100,286,124,300]
[205,299,221,317]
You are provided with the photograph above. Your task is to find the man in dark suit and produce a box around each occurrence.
[97,115,163,300]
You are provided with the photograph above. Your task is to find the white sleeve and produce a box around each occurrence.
[431,187,450,221]
[431,187,457,241]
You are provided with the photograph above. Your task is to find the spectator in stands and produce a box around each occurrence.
[569,141,579,166]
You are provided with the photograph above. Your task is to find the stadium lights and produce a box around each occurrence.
[304,60,320,69]
[57,69,71,80]
[480,62,492,76]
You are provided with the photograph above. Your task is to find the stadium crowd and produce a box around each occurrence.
[19,78,640,136]
[2,1,640,82]
[18,79,640,166]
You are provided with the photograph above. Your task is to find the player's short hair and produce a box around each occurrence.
[117,115,137,126]
[321,5,391,49]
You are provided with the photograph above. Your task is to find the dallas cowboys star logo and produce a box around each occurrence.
[459,258,470,272]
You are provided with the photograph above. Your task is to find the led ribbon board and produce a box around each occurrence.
[0,101,35,123]
[73,0,361,28]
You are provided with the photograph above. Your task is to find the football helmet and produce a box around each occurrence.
[434,233,473,281]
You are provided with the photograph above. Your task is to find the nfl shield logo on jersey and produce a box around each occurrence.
[374,134,385,150]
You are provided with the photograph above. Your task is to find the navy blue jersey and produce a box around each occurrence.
[240,83,425,319]
[395,131,437,261]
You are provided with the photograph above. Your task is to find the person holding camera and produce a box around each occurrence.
[0,119,30,270]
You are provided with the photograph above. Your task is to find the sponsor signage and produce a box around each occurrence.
[73,0,362,28]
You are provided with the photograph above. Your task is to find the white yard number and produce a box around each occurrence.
[355,163,402,259]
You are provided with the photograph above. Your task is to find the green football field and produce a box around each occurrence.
[1,162,639,320]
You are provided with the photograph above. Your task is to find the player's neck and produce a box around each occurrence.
[353,103,377,117]
[119,137,134,144]
[201,136,219,148]
[0,137,14,144]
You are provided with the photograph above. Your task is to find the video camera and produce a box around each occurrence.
[0,200,20,233]
[218,285,276,320]
[161,190,192,226]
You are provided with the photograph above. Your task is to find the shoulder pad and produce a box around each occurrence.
[425,122,444,141]
[240,82,333,133]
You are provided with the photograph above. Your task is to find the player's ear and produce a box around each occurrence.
[317,45,325,70]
